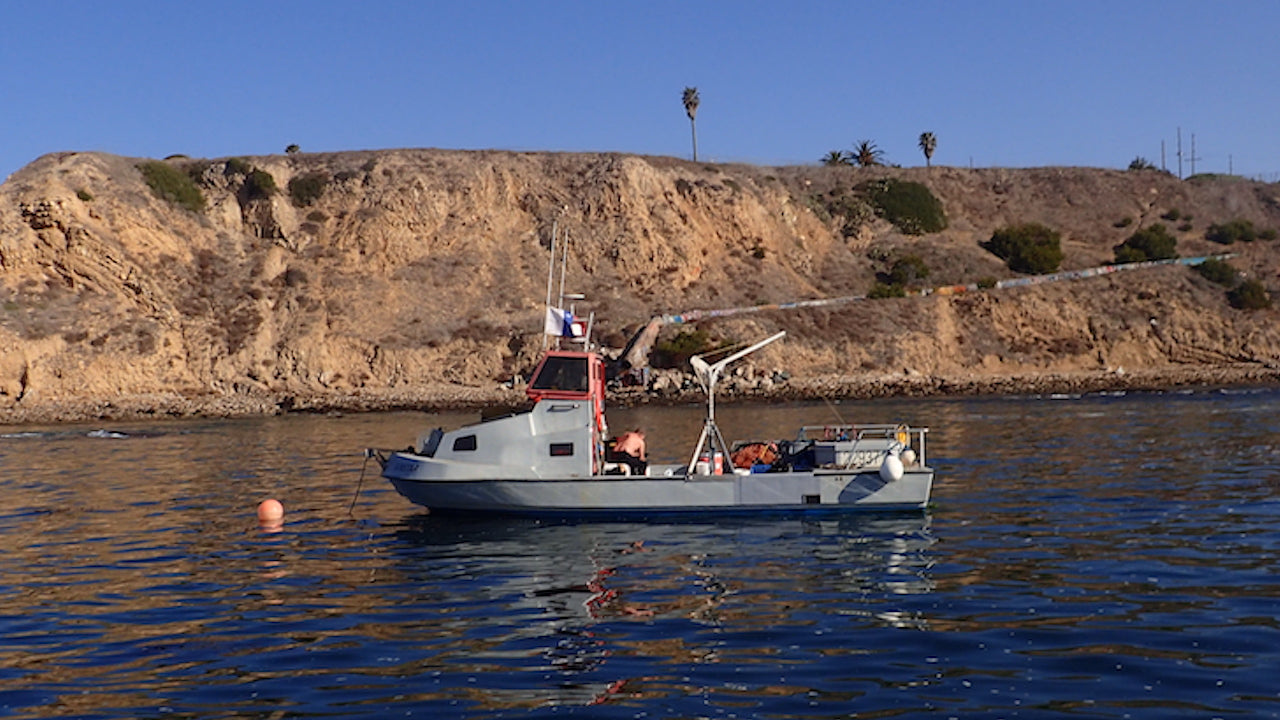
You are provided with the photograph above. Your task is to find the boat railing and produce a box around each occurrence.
[796,424,929,468]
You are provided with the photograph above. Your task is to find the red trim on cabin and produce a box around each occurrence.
[527,350,608,472]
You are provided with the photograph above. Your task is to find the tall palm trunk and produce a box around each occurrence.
[682,87,701,162]
[918,132,937,168]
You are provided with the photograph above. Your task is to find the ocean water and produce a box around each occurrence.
[1,388,1278,718]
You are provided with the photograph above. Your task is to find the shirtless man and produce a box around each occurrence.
[612,428,647,475]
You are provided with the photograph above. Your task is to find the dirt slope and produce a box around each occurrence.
[1,149,1278,422]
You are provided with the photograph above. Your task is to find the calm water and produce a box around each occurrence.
[2,389,1278,719]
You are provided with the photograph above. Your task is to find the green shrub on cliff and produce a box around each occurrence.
[984,223,1063,274]
[288,172,330,207]
[1193,259,1272,309]
[138,160,205,213]
[1206,219,1265,245]
[858,179,947,235]
[224,157,252,176]
[1114,224,1177,263]
[868,281,907,298]
[1193,258,1238,286]
[1228,279,1271,310]
[885,254,931,287]
[243,168,278,200]
[807,190,874,238]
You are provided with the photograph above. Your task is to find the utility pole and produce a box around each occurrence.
[1187,134,1202,177]
[1176,127,1183,179]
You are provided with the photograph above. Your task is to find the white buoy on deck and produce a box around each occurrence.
[879,453,904,482]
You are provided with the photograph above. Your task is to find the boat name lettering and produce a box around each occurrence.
[850,450,879,467]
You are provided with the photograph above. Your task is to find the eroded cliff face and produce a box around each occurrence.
[1,149,1278,421]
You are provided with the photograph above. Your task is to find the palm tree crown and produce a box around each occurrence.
[918,132,937,167]
[682,87,700,121]
[822,150,852,166]
[852,140,885,167]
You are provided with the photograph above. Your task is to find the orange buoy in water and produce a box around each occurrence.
[257,499,284,524]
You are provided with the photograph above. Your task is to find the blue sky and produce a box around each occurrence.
[3,1,1278,183]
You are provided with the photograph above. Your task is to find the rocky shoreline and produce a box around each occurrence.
[2,364,1277,427]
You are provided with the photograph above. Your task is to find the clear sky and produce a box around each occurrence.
[2,1,1278,183]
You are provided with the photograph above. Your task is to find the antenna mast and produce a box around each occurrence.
[542,220,558,350]
[1177,127,1182,179]
[1187,134,1202,177]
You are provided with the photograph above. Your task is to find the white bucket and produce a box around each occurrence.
[697,452,724,475]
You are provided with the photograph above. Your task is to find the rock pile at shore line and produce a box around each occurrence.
[3,364,1276,426]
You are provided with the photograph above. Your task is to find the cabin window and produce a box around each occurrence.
[549,442,574,457]
[530,356,589,392]
[453,434,477,452]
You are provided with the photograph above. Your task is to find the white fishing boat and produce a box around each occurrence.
[368,224,931,517]
[369,330,933,518]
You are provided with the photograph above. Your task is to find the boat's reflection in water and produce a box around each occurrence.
[388,512,936,708]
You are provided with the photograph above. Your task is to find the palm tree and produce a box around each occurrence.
[1128,156,1157,171]
[822,150,851,166]
[682,87,700,161]
[918,132,936,168]
[852,140,884,167]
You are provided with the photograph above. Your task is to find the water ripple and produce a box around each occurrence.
[2,393,1279,717]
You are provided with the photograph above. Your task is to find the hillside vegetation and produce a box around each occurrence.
[1,149,1278,422]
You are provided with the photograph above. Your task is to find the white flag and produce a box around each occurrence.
[544,307,583,337]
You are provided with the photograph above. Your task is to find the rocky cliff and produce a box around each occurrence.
[2,149,1278,423]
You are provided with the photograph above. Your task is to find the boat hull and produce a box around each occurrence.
[383,452,933,517]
